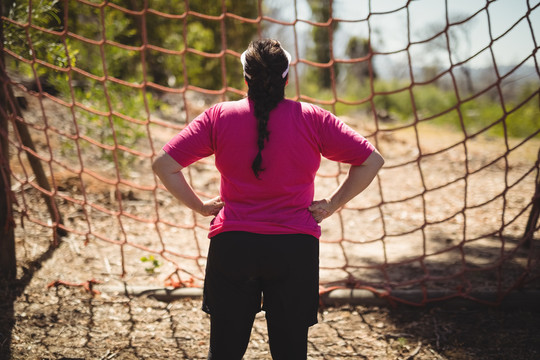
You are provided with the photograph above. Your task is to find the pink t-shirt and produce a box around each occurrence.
[163,98,374,238]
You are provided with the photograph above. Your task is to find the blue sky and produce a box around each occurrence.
[268,0,540,70]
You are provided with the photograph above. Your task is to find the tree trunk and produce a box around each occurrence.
[0,69,16,280]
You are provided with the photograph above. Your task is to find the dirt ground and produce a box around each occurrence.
[1,274,540,360]
[1,89,540,359]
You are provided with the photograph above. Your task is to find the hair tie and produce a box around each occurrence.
[241,47,292,80]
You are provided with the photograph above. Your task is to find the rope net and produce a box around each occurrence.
[1,0,539,305]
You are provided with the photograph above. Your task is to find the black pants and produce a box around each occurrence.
[203,231,320,360]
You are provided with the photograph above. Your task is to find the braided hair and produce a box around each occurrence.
[241,39,290,179]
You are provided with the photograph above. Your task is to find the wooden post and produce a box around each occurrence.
[4,81,67,238]
[524,152,540,247]
[0,5,16,279]
[0,2,65,239]
[0,96,16,280]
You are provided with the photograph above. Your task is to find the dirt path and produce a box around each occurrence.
[2,91,539,359]
[2,276,540,359]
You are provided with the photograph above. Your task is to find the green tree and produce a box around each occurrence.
[344,36,374,83]
[184,0,258,91]
[306,0,339,89]
[3,0,68,78]
[3,0,262,172]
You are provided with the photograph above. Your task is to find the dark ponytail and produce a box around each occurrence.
[242,39,289,179]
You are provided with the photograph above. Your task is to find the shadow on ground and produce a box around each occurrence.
[0,239,59,360]
[1,274,540,359]
[1,233,539,359]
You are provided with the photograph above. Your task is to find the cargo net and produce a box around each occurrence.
[1,0,539,305]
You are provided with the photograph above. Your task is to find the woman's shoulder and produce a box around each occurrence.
[203,98,251,119]
[210,98,250,111]
[276,98,322,114]
[292,100,329,116]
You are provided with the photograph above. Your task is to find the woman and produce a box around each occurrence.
[152,39,384,360]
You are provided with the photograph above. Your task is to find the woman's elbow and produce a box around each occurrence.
[152,152,170,176]
[366,150,385,170]
[151,156,162,175]
[375,151,385,169]
[152,151,183,177]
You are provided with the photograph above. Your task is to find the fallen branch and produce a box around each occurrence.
[47,278,103,296]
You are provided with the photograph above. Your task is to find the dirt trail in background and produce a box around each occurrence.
[2,93,539,359]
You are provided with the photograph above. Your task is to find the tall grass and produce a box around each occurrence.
[331,78,538,139]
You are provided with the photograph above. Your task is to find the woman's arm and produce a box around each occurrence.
[152,150,224,216]
[309,149,384,223]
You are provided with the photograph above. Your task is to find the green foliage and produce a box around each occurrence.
[413,83,458,119]
[57,81,151,173]
[305,0,339,89]
[5,0,258,91]
[371,80,414,123]
[343,36,374,82]
[3,0,71,76]
[397,337,408,347]
[298,69,537,141]
[364,79,537,139]
[140,255,161,274]
[4,0,259,173]
[5,0,536,155]
[457,81,539,138]
[504,82,540,138]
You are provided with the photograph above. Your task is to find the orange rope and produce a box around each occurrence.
[1,0,539,305]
